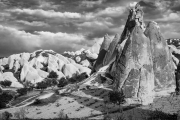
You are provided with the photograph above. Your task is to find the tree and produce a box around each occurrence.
[0,80,12,87]
[36,81,48,90]
[16,88,29,96]
[109,90,125,113]
[45,78,58,89]
[0,92,13,108]
[51,78,58,88]
[48,71,58,79]
[58,78,68,88]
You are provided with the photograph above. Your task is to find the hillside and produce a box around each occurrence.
[0,2,180,120]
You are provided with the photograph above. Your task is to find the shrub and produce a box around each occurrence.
[68,77,77,83]
[54,89,59,95]
[0,80,12,87]
[33,99,42,105]
[0,92,13,109]
[44,78,58,89]
[14,107,27,119]
[148,110,177,120]
[16,88,29,96]
[109,90,125,105]
[36,81,48,90]
[109,90,125,113]
[58,78,68,88]
[48,71,58,79]
[0,111,12,120]
[76,72,88,82]
[41,52,49,57]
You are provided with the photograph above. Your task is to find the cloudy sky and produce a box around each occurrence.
[0,0,179,57]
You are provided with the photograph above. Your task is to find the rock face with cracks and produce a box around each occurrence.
[93,34,111,72]
[109,3,175,105]
[145,21,175,90]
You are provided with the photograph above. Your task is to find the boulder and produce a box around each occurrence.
[62,64,80,78]
[144,21,175,90]
[2,72,23,88]
[75,56,81,63]
[80,59,91,68]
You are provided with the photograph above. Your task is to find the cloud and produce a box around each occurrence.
[80,0,104,8]
[77,20,113,30]
[0,25,40,56]
[156,12,180,22]
[36,31,85,43]
[17,20,49,27]
[95,6,126,17]
[0,25,88,56]
[7,8,82,19]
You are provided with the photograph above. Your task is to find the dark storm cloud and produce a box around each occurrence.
[0,0,180,57]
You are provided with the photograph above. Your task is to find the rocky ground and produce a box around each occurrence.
[0,83,179,120]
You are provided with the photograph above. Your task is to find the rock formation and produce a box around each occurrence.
[0,49,92,87]
[92,34,111,72]
[144,21,175,90]
[103,34,120,66]
[106,3,175,105]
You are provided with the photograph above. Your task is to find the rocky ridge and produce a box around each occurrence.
[0,49,91,88]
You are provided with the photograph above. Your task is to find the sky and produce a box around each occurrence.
[0,0,180,57]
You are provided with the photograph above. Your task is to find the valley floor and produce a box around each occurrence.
[0,86,180,120]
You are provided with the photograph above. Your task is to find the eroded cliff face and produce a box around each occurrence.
[145,22,175,90]
[106,3,175,105]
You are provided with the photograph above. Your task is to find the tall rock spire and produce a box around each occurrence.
[109,3,176,105]
[111,3,154,105]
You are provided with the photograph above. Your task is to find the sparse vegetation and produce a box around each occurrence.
[33,99,42,105]
[36,81,48,90]
[41,52,49,57]
[109,90,125,113]
[147,109,177,120]
[48,71,58,79]
[68,72,88,84]
[16,88,29,96]
[0,80,12,87]
[0,92,13,109]
[57,78,68,88]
